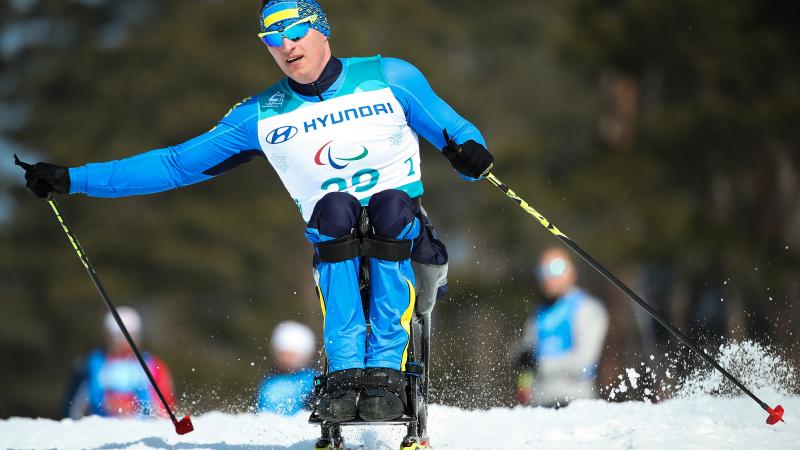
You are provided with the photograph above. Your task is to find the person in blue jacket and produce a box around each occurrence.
[514,247,609,408]
[20,0,493,422]
[257,321,318,415]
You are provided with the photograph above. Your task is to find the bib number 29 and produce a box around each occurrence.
[321,168,380,193]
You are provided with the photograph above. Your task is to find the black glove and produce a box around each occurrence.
[14,154,70,198]
[515,348,537,370]
[442,129,494,179]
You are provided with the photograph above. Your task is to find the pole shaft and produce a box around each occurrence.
[485,173,770,411]
[47,199,180,424]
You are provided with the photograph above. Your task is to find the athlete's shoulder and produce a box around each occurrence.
[217,94,259,127]
[379,57,427,81]
[377,57,433,96]
[379,56,418,71]
[232,95,259,109]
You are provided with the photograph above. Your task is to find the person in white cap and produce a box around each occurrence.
[257,320,319,415]
[63,306,175,418]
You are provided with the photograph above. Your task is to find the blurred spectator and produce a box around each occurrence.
[256,321,318,415]
[514,247,609,407]
[63,306,175,418]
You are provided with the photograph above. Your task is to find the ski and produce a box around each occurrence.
[313,437,348,450]
[312,437,428,450]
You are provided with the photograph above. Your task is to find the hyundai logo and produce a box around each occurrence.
[266,125,298,145]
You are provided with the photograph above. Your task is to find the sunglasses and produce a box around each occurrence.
[258,14,318,47]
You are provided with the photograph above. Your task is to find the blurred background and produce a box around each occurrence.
[1,0,798,418]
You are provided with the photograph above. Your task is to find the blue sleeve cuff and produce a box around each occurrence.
[68,166,88,194]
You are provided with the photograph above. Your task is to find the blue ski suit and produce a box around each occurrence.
[67,56,486,373]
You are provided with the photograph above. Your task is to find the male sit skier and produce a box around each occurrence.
[19,1,493,423]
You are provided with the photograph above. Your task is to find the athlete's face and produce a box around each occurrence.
[266,28,331,84]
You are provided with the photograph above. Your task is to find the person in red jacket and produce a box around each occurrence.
[63,306,175,418]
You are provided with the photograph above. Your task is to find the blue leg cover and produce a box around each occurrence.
[365,190,420,371]
[306,192,365,372]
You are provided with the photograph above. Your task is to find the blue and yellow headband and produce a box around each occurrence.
[260,1,330,37]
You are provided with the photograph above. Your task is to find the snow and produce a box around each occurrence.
[2,341,798,449]
[1,397,798,449]
[625,368,641,389]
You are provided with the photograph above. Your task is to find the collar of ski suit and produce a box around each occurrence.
[287,56,343,100]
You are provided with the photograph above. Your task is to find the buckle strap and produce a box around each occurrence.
[361,369,404,394]
[326,368,363,390]
[361,236,412,261]
[316,235,412,263]
[316,235,360,262]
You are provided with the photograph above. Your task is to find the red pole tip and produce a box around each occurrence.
[766,405,785,425]
[175,415,194,435]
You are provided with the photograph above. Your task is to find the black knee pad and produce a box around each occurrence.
[367,189,417,239]
[309,192,361,238]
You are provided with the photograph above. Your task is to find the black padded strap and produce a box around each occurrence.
[361,236,412,261]
[315,234,413,263]
[316,235,360,262]
[326,368,362,389]
[361,370,404,393]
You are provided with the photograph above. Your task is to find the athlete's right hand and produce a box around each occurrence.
[14,155,70,198]
[442,129,494,179]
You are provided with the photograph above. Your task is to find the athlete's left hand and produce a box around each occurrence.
[442,129,494,179]
[14,154,70,198]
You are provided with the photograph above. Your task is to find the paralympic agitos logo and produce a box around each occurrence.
[314,140,369,170]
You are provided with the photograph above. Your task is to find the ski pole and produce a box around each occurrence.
[484,171,785,426]
[14,155,194,434]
